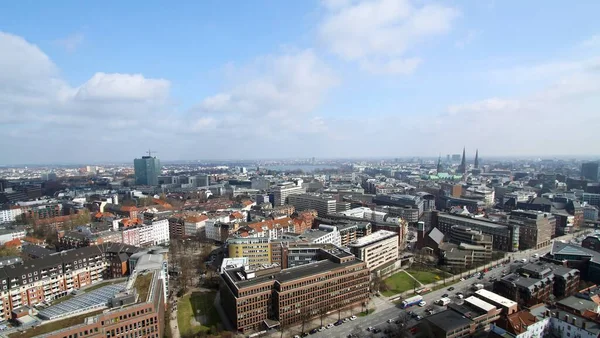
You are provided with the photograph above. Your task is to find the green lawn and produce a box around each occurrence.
[382,271,419,297]
[406,267,452,285]
[177,291,220,337]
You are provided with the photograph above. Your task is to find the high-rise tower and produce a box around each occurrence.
[134,151,161,186]
[474,149,479,168]
[437,155,442,173]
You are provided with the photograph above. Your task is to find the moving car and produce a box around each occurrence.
[418,300,426,307]
[387,319,394,323]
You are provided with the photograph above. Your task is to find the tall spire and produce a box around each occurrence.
[474,149,479,168]
[459,147,466,174]
[437,154,442,173]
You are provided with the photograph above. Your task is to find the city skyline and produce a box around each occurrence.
[2,1,600,164]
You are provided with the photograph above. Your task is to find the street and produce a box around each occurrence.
[291,232,584,338]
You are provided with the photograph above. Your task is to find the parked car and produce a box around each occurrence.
[448,287,455,291]
[335,320,343,326]
[326,323,334,329]
[373,328,382,334]
[387,319,394,323]
[309,328,318,334]
[442,293,448,298]
[367,326,374,331]
[318,327,325,332]
[350,315,357,321]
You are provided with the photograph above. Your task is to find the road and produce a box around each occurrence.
[303,231,586,338]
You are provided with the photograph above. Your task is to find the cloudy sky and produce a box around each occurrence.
[2,0,600,164]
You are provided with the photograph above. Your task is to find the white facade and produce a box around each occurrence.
[0,229,26,245]
[184,219,206,237]
[151,219,170,245]
[306,225,342,246]
[0,208,23,224]
[491,317,549,338]
[271,182,305,206]
[348,230,399,270]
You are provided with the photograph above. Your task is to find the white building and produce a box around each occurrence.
[184,215,208,237]
[150,219,170,245]
[0,208,23,224]
[271,182,305,206]
[299,225,342,247]
[348,230,399,270]
[0,228,26,245]
[287,194,337,217]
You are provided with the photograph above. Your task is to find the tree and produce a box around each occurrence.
[179,256,194,292]
[300,306,312,335]
[279,321,288,338]
[0,245,19,258]
[318,307,328,327]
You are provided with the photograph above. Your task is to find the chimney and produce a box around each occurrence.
[582,321,587,329]
[572,317,576,325]
[565,314,569,322]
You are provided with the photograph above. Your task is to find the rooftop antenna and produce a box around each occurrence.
[146,149,158,157]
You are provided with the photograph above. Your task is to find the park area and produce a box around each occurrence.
[381,266,453,297]
[177,291,221,337]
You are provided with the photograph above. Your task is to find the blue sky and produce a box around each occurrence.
[2,0,600,164]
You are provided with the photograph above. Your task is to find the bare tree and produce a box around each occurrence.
[279,321,288,338]
[318,307,328,327]
[300,307,312,335]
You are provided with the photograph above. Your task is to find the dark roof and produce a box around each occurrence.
[276,259,362,284]
[21,244,54,258]
[425,309,472,332]
[530,197,552,206]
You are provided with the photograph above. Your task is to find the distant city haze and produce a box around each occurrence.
[1,1,600,164]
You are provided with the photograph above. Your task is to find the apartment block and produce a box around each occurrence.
[348,230,398,270]
[494,263,579,306]
[227,237,272,266]
[0,243,142,322]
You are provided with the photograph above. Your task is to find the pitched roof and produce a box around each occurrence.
[3,238,22,248]
[428,227,445,245]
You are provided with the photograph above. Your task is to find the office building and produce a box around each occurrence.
[474,289,518,315]
[298,225,341,246]
[440,227,492,269]
[509,210,555,249]
[348,230,398,270]
[271,182,305,207]
[287,193,337,217]
[219,256,369,333]
[134,155,161,186]
[582,161,600,181]
[227,237,272,266]
[583,193,600,208]
[435,213,519,252]
[372,194,424,219]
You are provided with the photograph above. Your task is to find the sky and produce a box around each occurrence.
[2,0,600,164]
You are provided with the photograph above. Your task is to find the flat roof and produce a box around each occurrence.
[348,230,397,247]
[439,213,507,229]
[276,259,361,284]
[464,296,496,312]
[475,289,517,308]
[425,309,472,331]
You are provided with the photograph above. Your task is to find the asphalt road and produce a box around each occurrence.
[303,233,585,338]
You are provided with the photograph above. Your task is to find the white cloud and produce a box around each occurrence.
[195,49,338,122]
[319,0,459,74]
[74,72,170,102]
[54,32,85,52]
[581,34,600,48]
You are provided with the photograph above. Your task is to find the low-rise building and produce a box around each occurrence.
[424,295,502,337]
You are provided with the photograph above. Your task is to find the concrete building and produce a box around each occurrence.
[271,182,305,207]
[298,225,342,247]
[219,256,369,333]
[0,207,23,224]
[227,237,272,265]
[509,210,555,250]
[435,212,519,252]
[348,230,398,270]
[582,193,600,208]
[183,214,208,237]
[0,228,26,245]
[287,193,337,217]
[372,194,424,221]
[133,155,161,186]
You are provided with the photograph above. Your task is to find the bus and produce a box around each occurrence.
[401,295,423,308]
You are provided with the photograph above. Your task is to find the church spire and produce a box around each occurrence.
[459,147,466,174]
[437,154,442,173]
[474,149,479,168]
